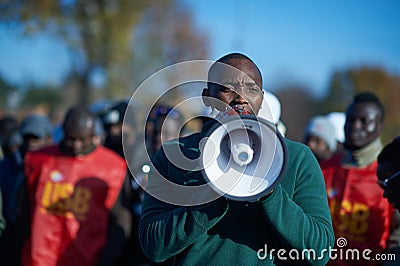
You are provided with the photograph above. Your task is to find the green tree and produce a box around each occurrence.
[2,0,150,105]
[1,0,209,107]
[276,85,319,142]
[132,1,208,83]
[0,75,18,112]
[19,85,62,112]
[320,70,354,113]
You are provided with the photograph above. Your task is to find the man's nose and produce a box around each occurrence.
[307,140,317,150]
[232,87,247,103]
[73,140,83,150]
[352,119,363,129]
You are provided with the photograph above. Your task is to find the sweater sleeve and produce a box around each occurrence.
[138,148,229,263]
[260,143,335,265]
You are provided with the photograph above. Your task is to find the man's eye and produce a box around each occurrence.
[364,119,375,124]
[219,85,233,93]
[249,88,260,94]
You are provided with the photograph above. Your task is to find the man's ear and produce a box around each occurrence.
[202,88,211,106]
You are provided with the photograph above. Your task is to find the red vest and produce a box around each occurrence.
[22,145,126,266]
[321,154,393,265]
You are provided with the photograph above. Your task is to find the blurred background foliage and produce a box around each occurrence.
[0,0,399,144]
[277,66,400,143]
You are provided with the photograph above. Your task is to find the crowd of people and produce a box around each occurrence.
[0,52,399,265]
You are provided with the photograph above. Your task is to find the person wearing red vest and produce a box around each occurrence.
[321,92,400,265]
[18,107,132,266]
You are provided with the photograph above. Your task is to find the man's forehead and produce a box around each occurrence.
[220,73,258,83]
[65,126,93,136]
[209,60,262,85]
[347,103,381,117]
[64,118,94,135]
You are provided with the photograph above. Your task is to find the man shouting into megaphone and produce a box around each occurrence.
[139,53,334,265]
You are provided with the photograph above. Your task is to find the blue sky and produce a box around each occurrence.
[183,0,400,97]
[0,0,399,98]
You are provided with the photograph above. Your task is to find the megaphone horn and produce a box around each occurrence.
[200,115,288,202]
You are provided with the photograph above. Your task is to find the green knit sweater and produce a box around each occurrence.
[139,132,334,265]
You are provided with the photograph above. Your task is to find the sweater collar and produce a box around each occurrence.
[342,138,382,167]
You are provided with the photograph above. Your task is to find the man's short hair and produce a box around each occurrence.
[208,52,263,87]
[63,106,95,133]
[352,92,385,122]
[216,52,255,64]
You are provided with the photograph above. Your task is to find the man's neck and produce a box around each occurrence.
[59,142,96,157]
[342,138,382,167]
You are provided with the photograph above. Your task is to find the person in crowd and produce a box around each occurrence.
[101,101,135,157]
[326,112,346,155]
[139,52,334,265]
[19,114,53,154]
[55,103,107,146]
[92,116,106,146]
[0,190,5,236]
[101,100,157,266]
[259,90,286,136]
[0,115,20,159]
[17,106,132,266]
[377,136,400,210]
[321,92,399,265]
[143,104,185,190]
[304,115,337,162]
[376,136,400,265]
[145,104,185,158]
[0,113,53,266]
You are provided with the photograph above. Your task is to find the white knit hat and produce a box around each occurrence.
[258,91,281,124]
[326,112,346,143]
[305,116,337,152]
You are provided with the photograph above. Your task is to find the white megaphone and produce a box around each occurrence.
[200,114,287,202]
